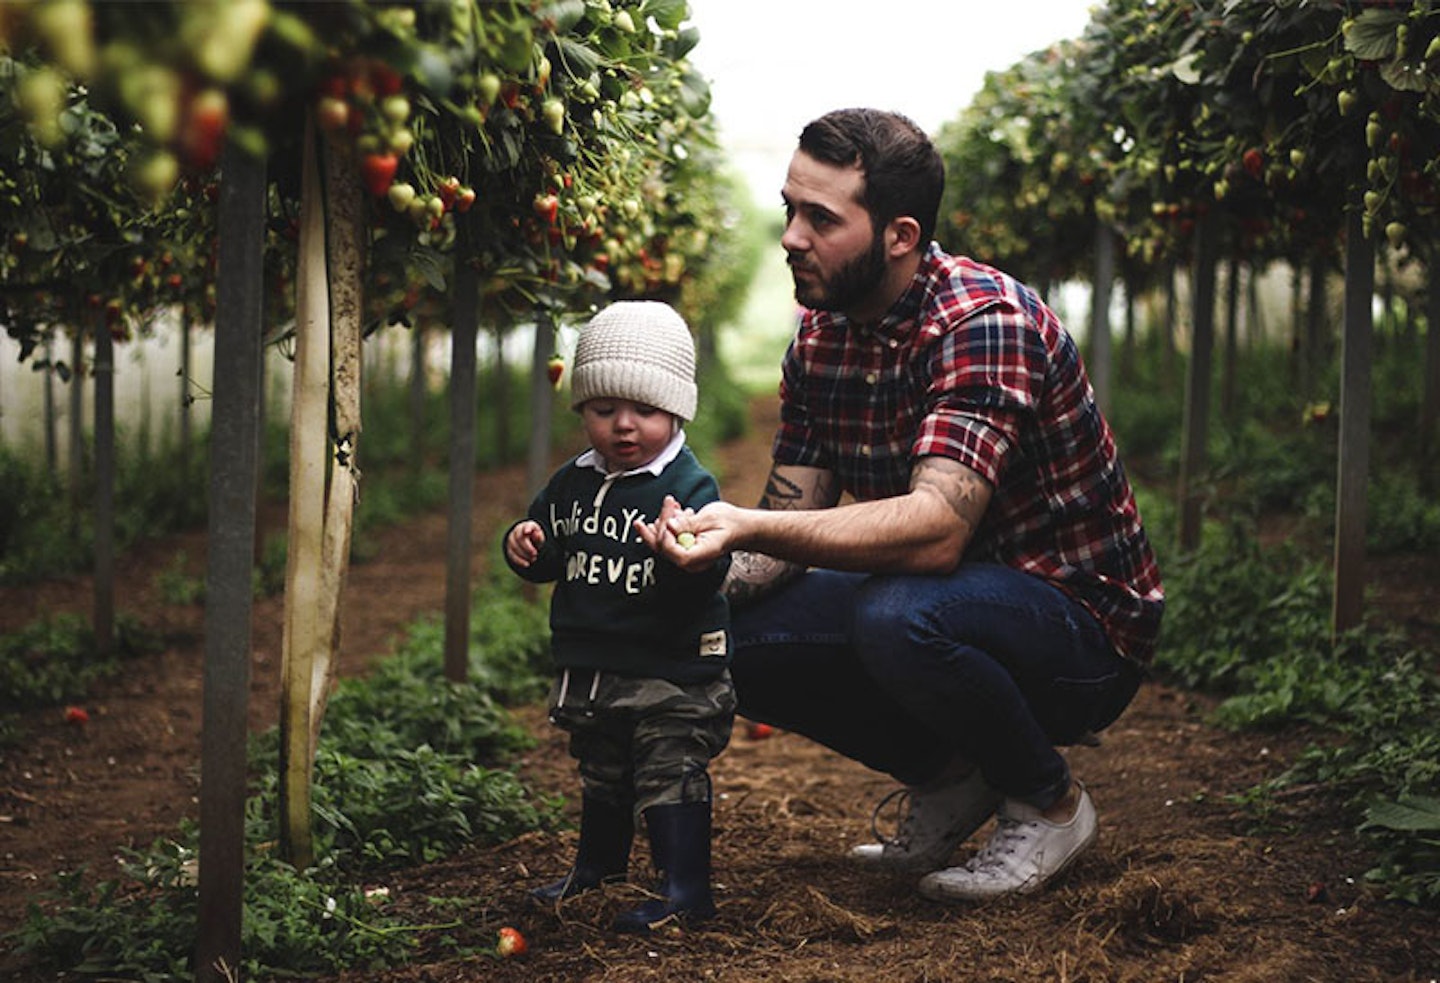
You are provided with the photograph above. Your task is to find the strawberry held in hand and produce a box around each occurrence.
[546,354,564,390]
[496,926,527,958]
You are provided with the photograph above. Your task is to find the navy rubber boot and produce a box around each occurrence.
[531,795,634,904]
[613,801,716,933]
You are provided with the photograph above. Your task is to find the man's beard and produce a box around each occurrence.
[790,229,887,314]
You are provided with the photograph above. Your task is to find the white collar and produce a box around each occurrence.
[575,428,687,478]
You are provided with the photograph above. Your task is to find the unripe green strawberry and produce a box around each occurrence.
[541,98,565,135]
[387,182,416,212]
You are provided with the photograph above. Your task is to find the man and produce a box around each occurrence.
[638,108,1162,901]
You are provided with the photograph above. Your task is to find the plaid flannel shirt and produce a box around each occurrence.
[773,243,1164,664]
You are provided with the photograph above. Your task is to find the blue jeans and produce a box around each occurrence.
[729,564,1141,810]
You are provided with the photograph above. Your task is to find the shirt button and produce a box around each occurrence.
[865,372,878,385]
[859,446,872,457]
[888,338,899,348]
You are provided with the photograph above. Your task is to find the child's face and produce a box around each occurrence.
[580,398,677,472]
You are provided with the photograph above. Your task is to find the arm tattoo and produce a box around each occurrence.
[758,467,838,511]
[758,471,806,510]
[912,457,988,532]
[723,550,804,606]
[727,465,833,605]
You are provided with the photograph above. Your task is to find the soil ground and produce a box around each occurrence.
[2,394,1438,982]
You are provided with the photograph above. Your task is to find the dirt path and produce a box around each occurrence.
[2,395,1438,982]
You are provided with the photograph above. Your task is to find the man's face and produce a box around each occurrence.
[780,151,889,318]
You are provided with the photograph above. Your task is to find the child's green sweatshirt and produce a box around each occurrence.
[504,437,730,684]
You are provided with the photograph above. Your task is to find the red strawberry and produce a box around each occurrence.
[455,186,476,213]
[181,88,229,170]
[546,355,564,390]
[532,193,559,225]
[496,926,527,957]
[360,153,399,197]
[64,706,90,725]
[1242,148,1263,180]
[747,721,775,740]
[370,62,403,97]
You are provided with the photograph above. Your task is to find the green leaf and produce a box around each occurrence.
[646,0,690,31]
[676,64,711,118]
[1345,9,1404,61]
[539,0,587,33]
[670,24,700,61]
[554,36,602,79]
[1379,59,1428,93]
[1362,795,1440,833]
[267,10,317,53]
[410,251,447,292]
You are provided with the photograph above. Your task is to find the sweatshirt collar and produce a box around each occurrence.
[575,428,686,477]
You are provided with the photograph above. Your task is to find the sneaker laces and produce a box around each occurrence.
[963,811,1035,874]
[867,788,914,848]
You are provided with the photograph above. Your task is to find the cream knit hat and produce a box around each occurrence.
[569,301,698,421]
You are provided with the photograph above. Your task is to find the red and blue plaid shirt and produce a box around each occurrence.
[774,243,1164,664]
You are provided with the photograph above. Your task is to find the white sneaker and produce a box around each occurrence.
[850,769,1001,872]
[918,785,1097,901]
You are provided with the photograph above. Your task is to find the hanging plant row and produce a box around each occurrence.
[935,0,1440,285]
[0,0,741,361]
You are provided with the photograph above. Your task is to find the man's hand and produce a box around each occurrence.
[634,495,736,571]
[504,520,546,568]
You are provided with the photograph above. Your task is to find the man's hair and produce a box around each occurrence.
[797,108,944,245]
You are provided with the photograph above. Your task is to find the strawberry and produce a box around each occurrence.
[387,182,416,212]
[546,355,564,390]
[541,97,565,135]
[477,72,502,109]
[360,153,399,197]
[747,721,775,740]
[181,88,229,170]
[496,926,527,958]
[381,94,410,124]
[1241,148,1263,180]
[370,62,404,97]
[455,186,477,213]
[532,193,559,225]
[64,705,90,725]
[318,74,348,99]
[437,176,461,207]
[316,96,349,131]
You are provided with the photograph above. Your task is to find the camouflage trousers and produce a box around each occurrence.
[547,667,735,816]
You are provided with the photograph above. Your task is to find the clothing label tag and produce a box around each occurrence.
[698,630,727,658]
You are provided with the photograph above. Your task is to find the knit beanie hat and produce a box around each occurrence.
[569,301,698,422]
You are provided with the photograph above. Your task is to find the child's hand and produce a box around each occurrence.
[506,520,546,567]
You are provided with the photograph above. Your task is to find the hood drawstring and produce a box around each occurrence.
[592,471,621,511]
[553,666,602,719]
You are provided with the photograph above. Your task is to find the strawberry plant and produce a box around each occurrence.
[13,582,559,978]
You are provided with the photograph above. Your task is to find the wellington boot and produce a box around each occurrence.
[531,795,633,904]
[614,800,716,933]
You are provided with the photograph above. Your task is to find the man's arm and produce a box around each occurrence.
[723,463,841,605]
[728,456,990,574]
[650,455,992,577]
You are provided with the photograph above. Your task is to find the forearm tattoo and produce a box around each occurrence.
[758,468,837,511]
[758,471,806,510]
[723,550,803,606]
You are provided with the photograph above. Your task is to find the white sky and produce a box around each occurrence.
[683,1,1099,204]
